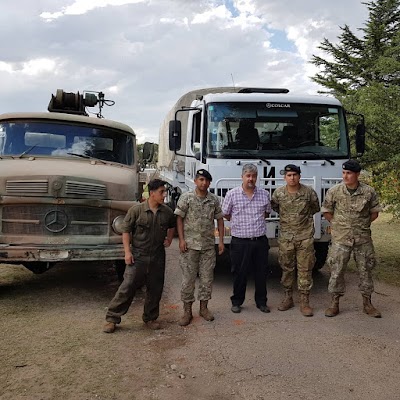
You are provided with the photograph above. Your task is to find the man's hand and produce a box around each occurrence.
[179,239,188,253]
[164,238,172,248]
[125,251,134,265]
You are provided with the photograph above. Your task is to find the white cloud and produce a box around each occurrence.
[40,0,146,20]
[0,0,371,142]
[21,58,57,76]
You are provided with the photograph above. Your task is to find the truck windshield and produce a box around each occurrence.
[206,102,349,160]
[0,120,134,165]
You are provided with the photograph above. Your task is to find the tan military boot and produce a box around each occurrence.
[199,300,214,321]
[325,294,341,317]
[178,302,193,326]
[362,295,382,318]
[300,292,314,317]
[278,289,294,311]
[103,322,116,333]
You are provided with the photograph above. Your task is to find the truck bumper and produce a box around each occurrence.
[0,244,125,263]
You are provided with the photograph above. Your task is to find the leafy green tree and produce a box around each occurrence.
[310,0,400,217]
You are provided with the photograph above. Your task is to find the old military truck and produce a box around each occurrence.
[0,89,144,277]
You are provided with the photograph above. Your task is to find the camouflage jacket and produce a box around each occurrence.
[321,182,382,245]
[271,183,320,240]
[174,190,223,250]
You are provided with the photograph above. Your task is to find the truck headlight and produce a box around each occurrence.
[112,215,125,234]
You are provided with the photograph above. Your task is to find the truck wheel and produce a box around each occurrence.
[24,262,54,274]
[314,242,329,270]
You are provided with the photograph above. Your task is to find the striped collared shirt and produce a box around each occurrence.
[222,185,271,238]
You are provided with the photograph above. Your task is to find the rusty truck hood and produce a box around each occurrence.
[0,158,138,201]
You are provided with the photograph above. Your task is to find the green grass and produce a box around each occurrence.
[371,213,400,286]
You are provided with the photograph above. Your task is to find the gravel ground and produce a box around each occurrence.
[1,241,400,400]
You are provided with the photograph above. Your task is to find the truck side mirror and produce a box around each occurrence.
[355,123,365,155]
[169,120,181,151]
[142,142,154,162]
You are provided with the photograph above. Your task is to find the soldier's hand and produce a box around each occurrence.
[218,242,225,255]
[125,252,134,265]
[163,238,172,248]
[179,239,188,253]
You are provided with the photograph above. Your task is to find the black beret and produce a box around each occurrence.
[342,159,361,172]
[284,164,301,174]
[196,169,212,181]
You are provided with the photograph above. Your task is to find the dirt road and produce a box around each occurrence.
[1,241,400,400]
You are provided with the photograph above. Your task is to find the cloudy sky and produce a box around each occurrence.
[0,0,369,143]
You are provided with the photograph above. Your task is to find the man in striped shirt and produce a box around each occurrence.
[222,164,271,313]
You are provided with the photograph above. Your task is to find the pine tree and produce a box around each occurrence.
[310,0,400,217]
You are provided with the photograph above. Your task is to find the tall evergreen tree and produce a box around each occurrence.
[310,0,400,217]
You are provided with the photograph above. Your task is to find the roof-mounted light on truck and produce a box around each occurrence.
[238,88,289,94]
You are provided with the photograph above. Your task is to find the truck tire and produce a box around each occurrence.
[24,262,54,274]
[314,242,329,270]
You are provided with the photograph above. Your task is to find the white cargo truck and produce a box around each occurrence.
[157,87,366,268]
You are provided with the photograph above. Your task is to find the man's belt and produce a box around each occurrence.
[232,235,266,241]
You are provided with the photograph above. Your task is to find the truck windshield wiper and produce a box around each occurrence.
[67,152,107,164]
[18,144,38,158]
[295,151,335,166]
[67,152,91,159]
[214,148,271,165]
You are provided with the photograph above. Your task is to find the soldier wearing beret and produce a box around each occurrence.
[322,159,382,318]
[271,164,320,316]
[174,169,225,326]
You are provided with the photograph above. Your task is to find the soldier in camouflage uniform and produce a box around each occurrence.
[174,169,225,326]
[322,159,382,318]
[271,164,320,317]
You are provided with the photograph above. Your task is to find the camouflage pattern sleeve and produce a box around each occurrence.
[213,195,224,220]
[310,188,321,215]
[271,189,280,213]
[321,186,336,214]
[369,188,383,213]
[174,192,189,218]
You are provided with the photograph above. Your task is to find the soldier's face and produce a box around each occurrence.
[151,186,167,204]
[194,176,210,191]
[284,172,300,187]
[242,171,257,189]
[342,170,360,187]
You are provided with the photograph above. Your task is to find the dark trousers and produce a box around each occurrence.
[106,252,166,323]
[230,237,269,307]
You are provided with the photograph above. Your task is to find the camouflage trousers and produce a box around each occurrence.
[179,248,216,303]
[326,241,375,296]
[278,237,315,292]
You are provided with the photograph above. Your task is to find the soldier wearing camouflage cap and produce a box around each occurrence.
[271,164,320,317]
[174,169,225,326]
[322,159,382,318]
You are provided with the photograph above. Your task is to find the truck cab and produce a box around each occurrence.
[0,90,139,274]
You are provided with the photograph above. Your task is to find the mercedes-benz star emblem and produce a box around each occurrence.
[44,209,68,233]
